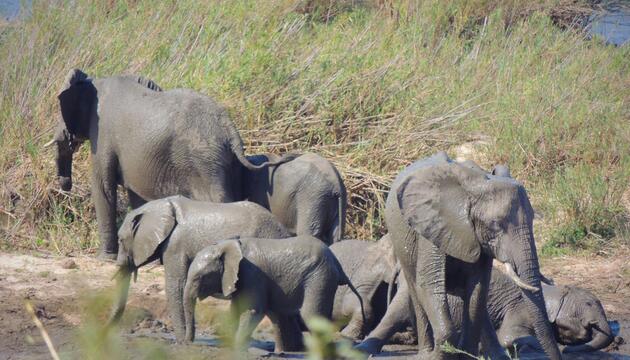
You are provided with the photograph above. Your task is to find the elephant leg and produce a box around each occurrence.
[234,308,264,350]
[269,313,304,352]
[300,278,337,321]
[415,247,456,358]
[461,258,492,355]
[92,160,118,260]
[480,311,510,360]
[340,288,374,340]
[164,256,189,342]
[126,189,146,209]
[356,278,415,354]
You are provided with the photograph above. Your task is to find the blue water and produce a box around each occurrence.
[589,5,630,46]
[0,0,30,21]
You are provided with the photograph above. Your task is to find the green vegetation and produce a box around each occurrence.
[0,0,628,255]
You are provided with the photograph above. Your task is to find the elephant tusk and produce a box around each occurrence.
[500,262,540,293]
[43,139,56,148]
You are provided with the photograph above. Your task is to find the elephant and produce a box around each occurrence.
[330,235,399,339]
[383,151,561,359]
[183,235,365,352]
[358,266,616,356]
[489,270,615,354]
[245,152,347,245]
[46,69,294,260]
[108,195,291,341]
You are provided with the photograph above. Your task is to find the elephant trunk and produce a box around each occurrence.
[511,228,562,360]
[183,274,198,342]
[56,146,73,191]
[563,319,613,353]
[107,263,132,325]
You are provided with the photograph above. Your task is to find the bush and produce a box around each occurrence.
[0,0,627,254]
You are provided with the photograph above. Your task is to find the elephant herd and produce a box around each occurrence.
[47,69,616,359]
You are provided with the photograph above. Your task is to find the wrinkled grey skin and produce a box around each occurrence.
[109,195,291,341]
[359,267,614,355]
[184,235,364,352]
[49,69,293,259]
[489,270,614,354]
[330,235,398,339]
[245,152,347,245]
[383,151,560,360]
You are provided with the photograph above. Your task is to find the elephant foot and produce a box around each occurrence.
[355,337,385,355]
[97,250,118,262]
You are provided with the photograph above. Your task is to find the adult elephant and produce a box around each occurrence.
[46,69,293,260]
[245,152,347,245]
[384,151,561,359]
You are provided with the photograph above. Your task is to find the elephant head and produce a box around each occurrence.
[394,152,561,359]
[183,240,243,341]
[44,69,94,191]
[544,284,614,352]
[108,197,177,324]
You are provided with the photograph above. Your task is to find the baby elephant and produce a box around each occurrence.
[245,152,347,245]
[184,235,364,352]
[330,235,399,339]
[490,271,615,353]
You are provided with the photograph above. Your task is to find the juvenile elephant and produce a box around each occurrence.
[47,69,293,259]
[245,152,347,245]
[109,195,291,341]
[330,235,399,339]
[184,235,364,352]
[384,151,561,359]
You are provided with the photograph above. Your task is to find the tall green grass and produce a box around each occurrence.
[0,0,628,254]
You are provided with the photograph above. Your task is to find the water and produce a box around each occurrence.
[588,4,630,46]
[0,0,30,22]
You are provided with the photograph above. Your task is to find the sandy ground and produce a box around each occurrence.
[0,249,629,359]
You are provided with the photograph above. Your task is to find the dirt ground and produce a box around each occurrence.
[1,249,629,360]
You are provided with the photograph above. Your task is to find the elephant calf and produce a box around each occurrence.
[109,195,291,341]
[245,152,346,245]
[489,269,615,354]
[330,236,399,339]
[184,235,364,352]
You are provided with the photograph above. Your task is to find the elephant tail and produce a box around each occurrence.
[329,191,346,244]
[333,255,366,326]
[225,120,300,171]
[387,264,401,306]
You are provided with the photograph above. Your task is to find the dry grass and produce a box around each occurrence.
[0,0,628,254]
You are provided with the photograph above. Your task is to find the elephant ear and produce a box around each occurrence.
[396,162,480,263]
[219,240,243,298]
[57,69,92,136]
[542,283,569,322]
[130,200,177,267]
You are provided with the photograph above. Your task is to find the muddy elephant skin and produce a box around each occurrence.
[108,195,291,341]
[489,270,615,353]
[359,266,614,356]
[48,69,294,259]
[184,235,364,352]
[330,235,399,339]
[246,152,347,245]
[383,151,561,360]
